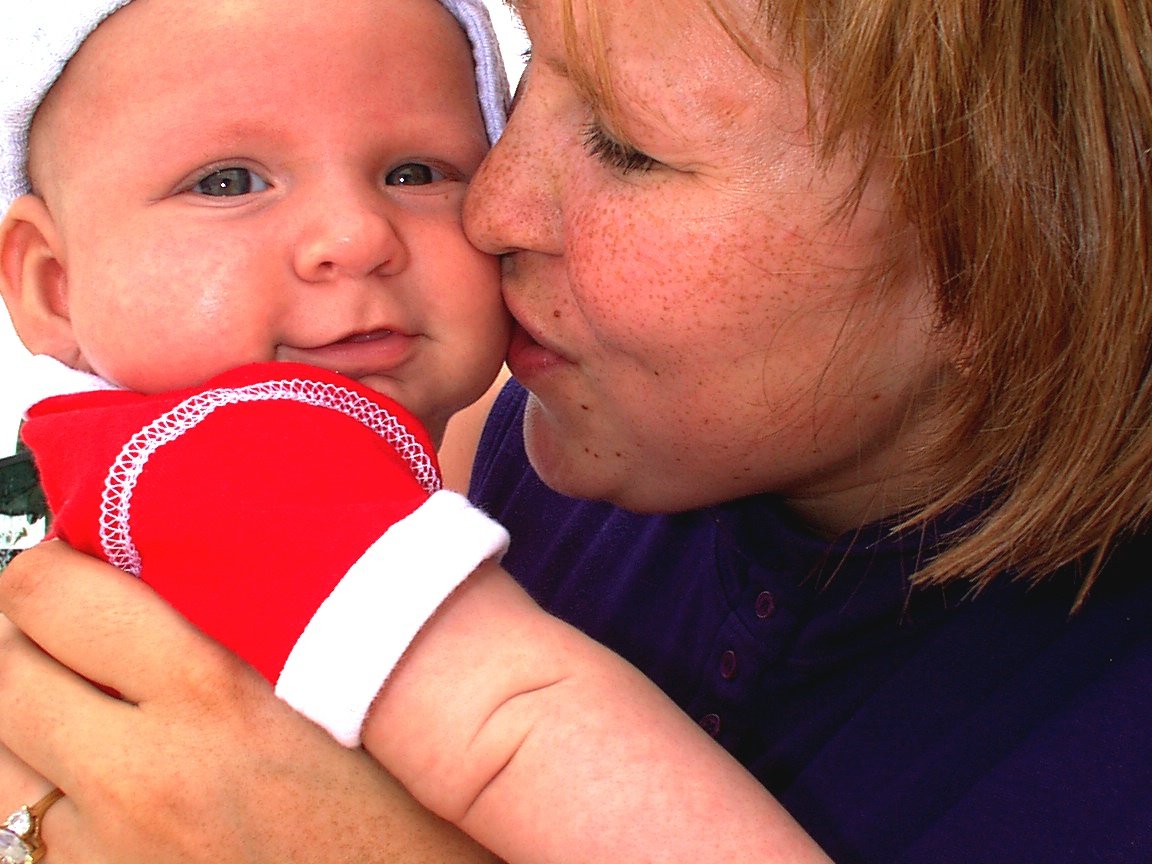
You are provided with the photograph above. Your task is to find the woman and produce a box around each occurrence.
[1,0,1149,861]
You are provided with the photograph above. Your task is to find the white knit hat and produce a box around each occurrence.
[0,0,510,216]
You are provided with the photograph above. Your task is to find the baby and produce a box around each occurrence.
[0,1,823,862]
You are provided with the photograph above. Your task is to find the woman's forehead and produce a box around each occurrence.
[546,0,781,125]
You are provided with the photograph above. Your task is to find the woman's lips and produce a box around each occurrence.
[506,322,569,378]
[278,329,416,378]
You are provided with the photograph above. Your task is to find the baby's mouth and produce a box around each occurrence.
[333,328,394,345]
[276,328,417,378]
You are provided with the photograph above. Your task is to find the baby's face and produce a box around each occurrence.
[31,0,509,439]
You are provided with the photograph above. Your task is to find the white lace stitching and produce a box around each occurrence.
[99,378,441,576]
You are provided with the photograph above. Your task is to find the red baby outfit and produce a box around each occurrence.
[20,361,509,745]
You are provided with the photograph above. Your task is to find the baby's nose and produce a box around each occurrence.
[294,199,407,282]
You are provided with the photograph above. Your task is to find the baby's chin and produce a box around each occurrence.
[339,372,452,446]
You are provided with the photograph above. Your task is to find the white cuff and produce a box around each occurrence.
[274,490,510,746]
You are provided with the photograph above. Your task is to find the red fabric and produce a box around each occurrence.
[21,362,440,683]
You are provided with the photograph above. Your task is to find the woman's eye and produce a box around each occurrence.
[581,124,657,174]
[193,167,269,197]
[385,163,446,186]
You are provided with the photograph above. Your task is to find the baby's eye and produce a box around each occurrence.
[193,167,270,197]
[385,163,447,186]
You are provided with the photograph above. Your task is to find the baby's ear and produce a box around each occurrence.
[0,195,82,365]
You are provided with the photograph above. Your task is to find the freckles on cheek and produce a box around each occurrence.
[567,207,692,345]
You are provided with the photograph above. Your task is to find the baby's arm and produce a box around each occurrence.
[26,364,825,861]
[364,560,832,864]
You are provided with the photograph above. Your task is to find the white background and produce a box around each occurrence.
[0,1,527,451]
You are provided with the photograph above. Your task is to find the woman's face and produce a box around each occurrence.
[464,0,951,531]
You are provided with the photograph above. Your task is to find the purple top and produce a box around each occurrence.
[471,379,1152,863]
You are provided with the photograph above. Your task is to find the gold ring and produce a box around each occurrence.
[0,788,65,864]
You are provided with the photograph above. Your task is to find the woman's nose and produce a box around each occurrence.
[294,196,407,282]
[464,78,563,256]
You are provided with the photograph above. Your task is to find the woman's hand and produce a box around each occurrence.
[0,723,55,818]
[0,541,499,863]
